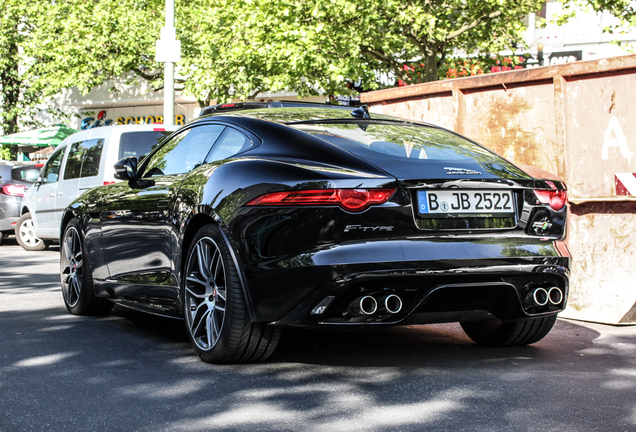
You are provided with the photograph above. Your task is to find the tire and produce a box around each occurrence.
[183,224,281,363]
[460,315,557,347]
[60,218,113,316]
[15,212,46,251]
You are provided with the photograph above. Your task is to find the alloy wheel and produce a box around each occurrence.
[185,236,227,351]
[61,226,83,308]
[19,218,43,248]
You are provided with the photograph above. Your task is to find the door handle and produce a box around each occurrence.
[157,200,169,208]
[50,193,55,198]
[57,192,63,197]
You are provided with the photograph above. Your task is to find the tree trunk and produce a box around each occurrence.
[423,50,439,83]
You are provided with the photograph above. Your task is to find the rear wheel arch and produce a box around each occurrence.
[60,211,78,245]
[180,212,257,323]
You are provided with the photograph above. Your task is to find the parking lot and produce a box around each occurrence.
[1,238,635,432]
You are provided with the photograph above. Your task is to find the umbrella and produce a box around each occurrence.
[0,124,78,147]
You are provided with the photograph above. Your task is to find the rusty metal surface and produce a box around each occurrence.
[462,82,561,177]
[565,207,636,324]
[362,54,636,104]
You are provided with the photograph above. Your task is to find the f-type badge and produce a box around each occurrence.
[444,167,482,175]
[344,225,394,232]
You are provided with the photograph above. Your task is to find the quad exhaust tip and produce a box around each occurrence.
[379,294,403,314]
[548,287,563,305]
[349,295,378,316]
[533,288,549,306]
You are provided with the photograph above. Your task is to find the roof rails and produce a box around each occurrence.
[199,100,354,117]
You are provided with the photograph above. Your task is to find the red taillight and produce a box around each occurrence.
[103,181,116,185]
[153,128,166,132]
[534,189,567,211]
[246,189,395,212]
[0,184,28,197]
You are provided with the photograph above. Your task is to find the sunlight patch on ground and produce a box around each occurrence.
[12,352,77,367]
[163,385,478,431]
[118,379,209,399]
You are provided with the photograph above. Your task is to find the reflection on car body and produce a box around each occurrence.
[59,102,570,364]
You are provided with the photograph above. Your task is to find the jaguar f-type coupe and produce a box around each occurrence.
[60,102,570,363]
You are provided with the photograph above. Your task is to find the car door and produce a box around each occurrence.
[59,138,105,213]
[99,124,225,291]
[31,146,67,238]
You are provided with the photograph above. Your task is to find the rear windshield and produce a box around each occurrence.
[293,122,496,163]
[12,166,40,183]
[119,131,172,161]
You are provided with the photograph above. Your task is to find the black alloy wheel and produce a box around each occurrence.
[183,224,281,363]
[60,219,113,315]
[460,315,557,346]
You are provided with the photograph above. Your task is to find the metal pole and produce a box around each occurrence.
[163,0,175,126]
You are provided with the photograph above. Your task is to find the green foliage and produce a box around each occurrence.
[0,145,12,160]
[17,0,549,107]
[176,0,546,101]
[0,1,45,136]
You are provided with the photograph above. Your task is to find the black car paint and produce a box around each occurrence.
[63,109,570,327]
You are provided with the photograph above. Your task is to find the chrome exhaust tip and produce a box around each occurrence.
[533,288,549,306]
[379,294,402,314]
[548,287,563,305]
[349,296,377,316]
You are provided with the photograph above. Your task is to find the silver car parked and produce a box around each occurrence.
[0,161,42,246]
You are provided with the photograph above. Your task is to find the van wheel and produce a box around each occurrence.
[15,213,46,251]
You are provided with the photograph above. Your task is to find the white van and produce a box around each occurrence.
[17,124,178,250]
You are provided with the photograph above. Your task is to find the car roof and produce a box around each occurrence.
[198,106,415,126]
[198,100,356,117]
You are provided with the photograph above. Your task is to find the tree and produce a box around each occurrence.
[175,0,548,100]
[0,2,42,138]
[25,0,549,106]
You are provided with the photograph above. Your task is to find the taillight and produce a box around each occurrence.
[103,181,116,185]
[0,184,28,197]
[534,189,567,211]
[246,189,395,212]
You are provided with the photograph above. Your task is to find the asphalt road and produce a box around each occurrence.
[1,238,635,432]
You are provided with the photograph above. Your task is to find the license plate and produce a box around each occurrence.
[417,190,515,217]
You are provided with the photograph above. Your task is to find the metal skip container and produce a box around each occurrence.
[362,54,636,324]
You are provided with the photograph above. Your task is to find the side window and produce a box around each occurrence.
[41,147,66,184]
[143,125,225,178]
[63,139,104,180]
[205,128,252,163]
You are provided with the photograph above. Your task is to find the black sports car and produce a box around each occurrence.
[60,102,570,363]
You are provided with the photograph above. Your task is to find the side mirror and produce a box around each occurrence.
[114,157,138,181]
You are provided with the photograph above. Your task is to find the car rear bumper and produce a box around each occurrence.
[239,237,570,326]
[0,197,21,231]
